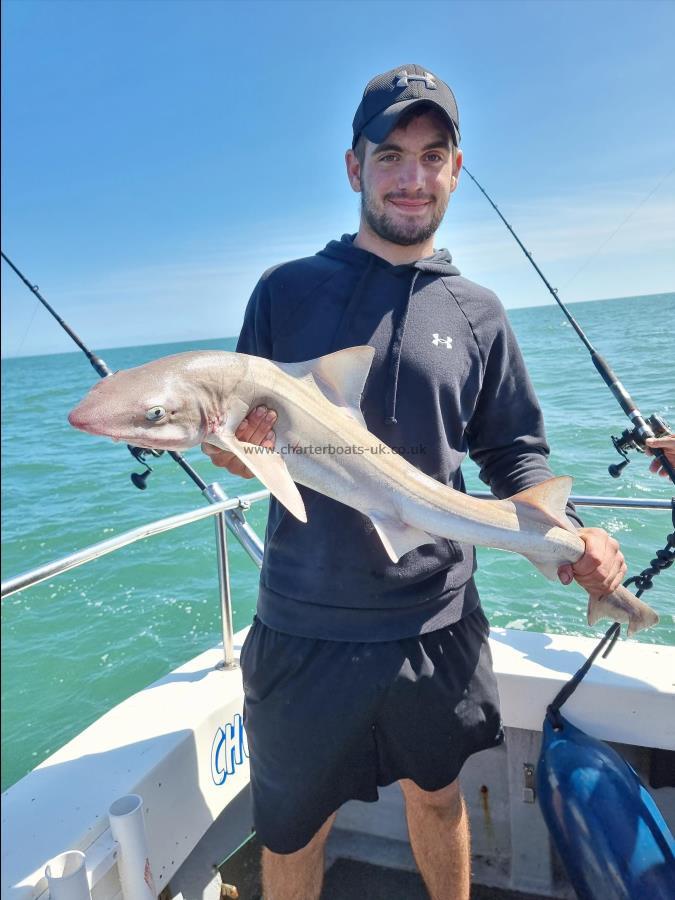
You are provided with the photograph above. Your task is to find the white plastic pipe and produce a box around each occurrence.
[108,794,156,900]
[44,850,92,900]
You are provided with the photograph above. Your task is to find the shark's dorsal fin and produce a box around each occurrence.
[208,397,307,523]
[280,346,375,427]
[509,476,576,581]
[508,476,574,532]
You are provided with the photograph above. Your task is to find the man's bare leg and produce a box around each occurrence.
[400,777,471,900]
[261,812,336,900]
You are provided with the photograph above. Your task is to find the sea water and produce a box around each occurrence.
[2,292,673,790]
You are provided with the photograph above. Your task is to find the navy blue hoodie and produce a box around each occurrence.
[236,235,580,641]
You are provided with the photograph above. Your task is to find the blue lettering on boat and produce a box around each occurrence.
[211,713,250,785]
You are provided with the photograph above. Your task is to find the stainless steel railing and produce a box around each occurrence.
[201,483,265,669]
[1,485,270,669]
[1,489,671,668]
[1,488,269,597]
[471,493,671,510]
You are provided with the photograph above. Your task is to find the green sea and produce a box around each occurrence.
[2,292,673,791]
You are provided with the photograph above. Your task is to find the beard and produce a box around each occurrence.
[360,178,449,246]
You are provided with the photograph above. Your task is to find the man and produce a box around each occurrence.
[203,65,626,900]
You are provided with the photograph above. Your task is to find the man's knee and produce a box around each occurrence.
[400,778,464,822]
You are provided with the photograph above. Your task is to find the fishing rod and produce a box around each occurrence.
[1,251,208,492]
[462,168,674,485]
[463,169,673,664]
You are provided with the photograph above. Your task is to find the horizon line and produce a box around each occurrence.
[2,290,673,362]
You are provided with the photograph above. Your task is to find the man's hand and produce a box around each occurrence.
[558,527,626,598]
[201,405,277,478]
[645,435,675,478]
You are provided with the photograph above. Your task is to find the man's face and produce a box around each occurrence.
[354,112,461,247]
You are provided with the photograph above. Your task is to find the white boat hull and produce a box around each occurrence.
[3,627,674,899]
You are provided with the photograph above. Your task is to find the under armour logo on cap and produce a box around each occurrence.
[352,63,460,149]
[395,70,437,90]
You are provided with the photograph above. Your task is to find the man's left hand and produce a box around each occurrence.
[557,527,626,597]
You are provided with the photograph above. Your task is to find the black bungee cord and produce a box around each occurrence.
[1,251,208,493]
[463,168,674,701]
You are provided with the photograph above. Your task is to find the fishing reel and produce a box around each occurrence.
[127,444,164,490]
[608,414,671,478]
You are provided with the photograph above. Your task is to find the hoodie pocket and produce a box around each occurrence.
[263,489,319,559]
[444,539,464,567]
[442,541,476,590]
[265,509,288,556]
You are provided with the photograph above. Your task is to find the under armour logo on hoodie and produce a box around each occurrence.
[432,334,453,349]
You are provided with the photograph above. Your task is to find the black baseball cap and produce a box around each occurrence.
[352,64,460,150]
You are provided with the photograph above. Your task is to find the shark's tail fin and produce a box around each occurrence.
[587,586,659,635]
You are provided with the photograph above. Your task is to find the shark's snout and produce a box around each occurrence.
[68,405,90,431]
[68,402,112,437]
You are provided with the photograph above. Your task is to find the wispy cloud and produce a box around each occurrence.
[4,180,673,357]
[450,183,674,257]
[56,183,675,298]
[440,180,675,303]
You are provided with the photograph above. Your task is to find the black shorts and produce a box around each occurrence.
[240,604,504,854]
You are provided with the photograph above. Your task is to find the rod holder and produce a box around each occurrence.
[108,794,156,900]
[44,850,92,900]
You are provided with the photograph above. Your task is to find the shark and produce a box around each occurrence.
[68,346,659,636]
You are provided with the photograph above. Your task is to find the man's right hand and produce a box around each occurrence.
[201,406,277,478]
[645,435,675,478]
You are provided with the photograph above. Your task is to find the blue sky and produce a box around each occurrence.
[2,0,674,357]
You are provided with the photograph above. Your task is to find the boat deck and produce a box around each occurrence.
[219,835,543,899]
[324,858,542,900]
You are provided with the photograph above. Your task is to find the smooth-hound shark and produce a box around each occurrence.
[68,346,659,635]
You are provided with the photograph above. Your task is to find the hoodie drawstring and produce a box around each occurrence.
[384,269,420,426]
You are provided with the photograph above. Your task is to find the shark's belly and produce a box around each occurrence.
[400,489,584,567]
[266,394,584,570]
[273,408,400,517]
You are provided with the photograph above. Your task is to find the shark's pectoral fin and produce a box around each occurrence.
[210,431,307,523]
[509,476,575,532]
[368,512,436,563]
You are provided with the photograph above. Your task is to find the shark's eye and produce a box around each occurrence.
[145,406,166,422]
